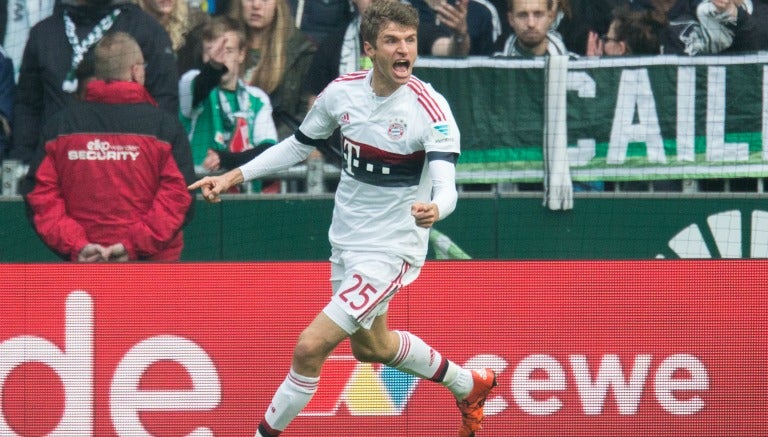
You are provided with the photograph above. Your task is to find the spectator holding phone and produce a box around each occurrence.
[409,0,502,55]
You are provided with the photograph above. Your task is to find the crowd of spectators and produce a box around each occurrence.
[0,0,766,185]
[0,0,763,261]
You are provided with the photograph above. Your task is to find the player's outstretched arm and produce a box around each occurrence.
[187,168,245,203]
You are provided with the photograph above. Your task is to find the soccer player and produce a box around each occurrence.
[188,1,496,435]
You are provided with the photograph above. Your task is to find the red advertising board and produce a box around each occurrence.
[0,261,765,436]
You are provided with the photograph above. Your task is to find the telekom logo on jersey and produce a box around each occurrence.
[0,291,711,435]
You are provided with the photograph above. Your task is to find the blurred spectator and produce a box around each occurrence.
[304,0,372,100]
[493,0,572,56]
[754,0,768,49]
[288,0,354,45]
[0,44,12,159]
[553,0,629,55]
[23,32,194,261]
[586,5,667,56]
[10,0,179,164]
[489,0,512,34]
[622,0,764,54]
[627,0,699,54]
[410,0,502,55]
[179,16,278,178]
[628,0,756,55]
[2,0,56,79]
[0,0,5,46]
[137,0,209,71]
[229,0,316,140]
[696,0,761,53]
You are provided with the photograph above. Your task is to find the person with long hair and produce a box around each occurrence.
[137,0,204,51]
[136,0,210,73]
[228,0,316,140]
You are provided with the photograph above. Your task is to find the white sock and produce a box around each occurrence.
[441,361,474,400]
[387,331,473,399]
[259,368,319,435]
[387,331,443,379]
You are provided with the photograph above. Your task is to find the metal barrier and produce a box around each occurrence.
[1,160,25,198]
[3,156,766,198]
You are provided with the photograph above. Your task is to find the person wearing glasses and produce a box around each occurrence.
[586,5,667,56]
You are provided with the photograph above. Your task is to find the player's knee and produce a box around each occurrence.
[293,335,332,368]
[350,342,387,363]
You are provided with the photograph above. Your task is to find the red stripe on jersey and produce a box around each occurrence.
[319,71,368,99]
[333,70,369,83]
[345,136,425,165]
[357,262,409,323]
[407,78,446,122]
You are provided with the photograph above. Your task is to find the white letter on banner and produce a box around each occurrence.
[654,354,709,415]
[0,291,93,436]
[110,336,221,437]
[566,71,597,166]
[512,354,566,415]
[706,66,748,162]
[608,69,666,164]
[676,67,696,162]
[571,354,651,415]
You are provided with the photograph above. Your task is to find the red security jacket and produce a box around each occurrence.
[24,80,195,261]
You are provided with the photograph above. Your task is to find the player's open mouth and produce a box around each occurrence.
[393,60,410,74]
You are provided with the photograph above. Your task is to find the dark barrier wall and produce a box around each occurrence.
[1,195,766,261]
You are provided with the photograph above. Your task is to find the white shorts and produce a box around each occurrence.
[323,250,421,334]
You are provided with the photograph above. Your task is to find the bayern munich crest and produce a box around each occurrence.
[387,119,406,140]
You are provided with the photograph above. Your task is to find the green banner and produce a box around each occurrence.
[415,54,768,182]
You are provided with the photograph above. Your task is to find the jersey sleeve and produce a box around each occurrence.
[421,85,461,156]
[296,82,341,140]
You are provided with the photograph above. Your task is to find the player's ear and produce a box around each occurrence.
[363,41,376,58]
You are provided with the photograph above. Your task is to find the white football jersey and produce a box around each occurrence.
[301,69,461,266]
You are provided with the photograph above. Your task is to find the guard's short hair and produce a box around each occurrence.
[360,0,419,48]
[94,32,143,81]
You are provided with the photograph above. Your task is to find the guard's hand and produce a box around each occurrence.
[411,202,440,228]
[78,243,110,262]
[107,243,129,262]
